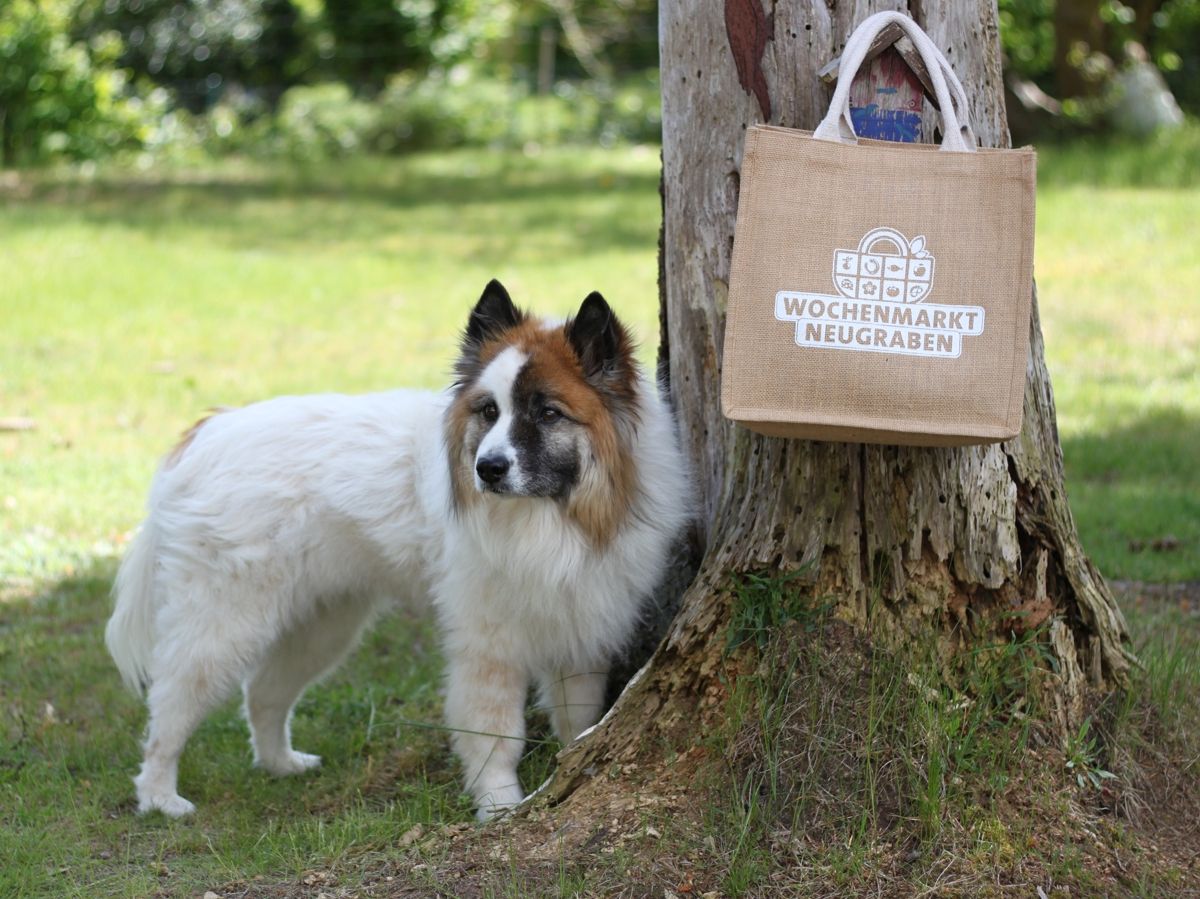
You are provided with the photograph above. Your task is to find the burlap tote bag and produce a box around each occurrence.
[721,11,1036,446]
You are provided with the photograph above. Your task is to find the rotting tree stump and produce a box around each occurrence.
[543,0,1133,807]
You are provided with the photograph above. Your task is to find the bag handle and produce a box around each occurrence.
[858,227,910,256]
[814,12,975,153]
[930,44,978,149]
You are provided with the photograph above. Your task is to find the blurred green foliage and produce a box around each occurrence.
[1000,0,1200,113]
[1,1,1197,166]
[0,0,157,165]
[2,0,659,165]
[140,69,659,161]
[73,0,310,110]
[251,70,659,158]
[999,0,1056,80]
[1153,0,1200,111]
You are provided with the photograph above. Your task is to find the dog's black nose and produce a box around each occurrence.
[476,455,510,484]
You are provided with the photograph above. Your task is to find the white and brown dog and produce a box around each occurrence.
[106,281,689,819]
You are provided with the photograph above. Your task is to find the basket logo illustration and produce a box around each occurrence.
[774,228,985,358]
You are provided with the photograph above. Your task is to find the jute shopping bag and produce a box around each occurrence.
[721,11,1036,446]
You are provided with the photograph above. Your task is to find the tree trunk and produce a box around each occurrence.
[1054,0,1106,99]
[545,0,1133,805]
[1130,0,1168,40]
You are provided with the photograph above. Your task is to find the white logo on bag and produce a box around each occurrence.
[774,228,985,358]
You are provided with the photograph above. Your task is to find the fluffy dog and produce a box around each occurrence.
[106,281,689,819]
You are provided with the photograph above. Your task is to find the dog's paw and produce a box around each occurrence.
[138,793,196,818]
[474,784,525,822]
[262,750,322,777]
[475,804,513,823]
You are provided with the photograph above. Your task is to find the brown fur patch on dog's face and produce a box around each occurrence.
[444,390,482,513]
[445,282,641,547]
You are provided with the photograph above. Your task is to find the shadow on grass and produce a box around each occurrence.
[0,553,451,787]
[1036,122,1200,189]
[0,153,662,259]
[0,555,128,790]
[0,553,477,897]
[1060,407,1200,582]
[0,554,118,648]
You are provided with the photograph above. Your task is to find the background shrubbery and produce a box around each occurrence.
[0,1,154,165]
[187,69,661,161]
[1,1,1197,164]
[1000,0,1200,118]
[2,0,662,165]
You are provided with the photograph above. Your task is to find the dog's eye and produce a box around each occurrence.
[480,402,499,423]
[539,406,562,424]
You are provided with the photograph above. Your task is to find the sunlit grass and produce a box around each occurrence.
[0,147,663,584]
[1037,181,1199,581]
[3,140,1197,584]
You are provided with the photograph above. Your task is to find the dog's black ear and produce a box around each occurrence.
[466,280,523,345]
[567,291,624,378]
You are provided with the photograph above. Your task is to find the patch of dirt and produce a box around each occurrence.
[214,749,727,898]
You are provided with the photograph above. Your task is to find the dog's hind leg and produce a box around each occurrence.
[538,665,608,745]
[243,597,377,776]
[136,637,250,817]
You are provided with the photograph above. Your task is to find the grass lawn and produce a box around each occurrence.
[1036,127,1200,582]
[1,146,661,898]
[0,132,1196,895]
[0,147,666,590]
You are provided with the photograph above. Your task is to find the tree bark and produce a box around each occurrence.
[544,0,1134,805]
[1054,0,1106,99]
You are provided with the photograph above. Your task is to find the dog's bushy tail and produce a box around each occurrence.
[106,522,159,695]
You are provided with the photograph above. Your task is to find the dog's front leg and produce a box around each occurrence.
[539,666,608,745]
[444,652,528,821]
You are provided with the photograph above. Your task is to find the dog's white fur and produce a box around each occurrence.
[107,350,688,819]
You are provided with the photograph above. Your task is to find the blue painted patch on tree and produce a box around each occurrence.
[850,107,922,143]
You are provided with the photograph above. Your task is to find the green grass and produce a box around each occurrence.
[0,560,459,897]
[0,147,664,585]
[1036,131,1200,580]
[0,131,1197,894]
[706,574,1199,897]
[1,146,656,897]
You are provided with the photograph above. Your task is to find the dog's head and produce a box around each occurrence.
[445,280,641,544]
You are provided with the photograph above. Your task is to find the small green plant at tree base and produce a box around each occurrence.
[708,570,1128,893]
[1064,718,1118,790]
[726,568,826,652]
